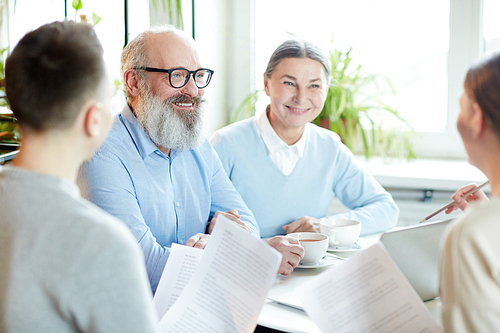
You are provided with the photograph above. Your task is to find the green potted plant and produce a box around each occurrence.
[316,46,414,159]
[230,45,415,160]
[151,0,184,28]
[0,47,21,164]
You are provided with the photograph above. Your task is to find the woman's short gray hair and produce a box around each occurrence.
[265,39,331,80]
[121,24,184,101]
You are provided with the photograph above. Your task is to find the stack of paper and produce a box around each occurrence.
[296,242,442,333]
[153,215,282,333]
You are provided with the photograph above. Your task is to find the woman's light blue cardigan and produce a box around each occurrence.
[211,118,399,238]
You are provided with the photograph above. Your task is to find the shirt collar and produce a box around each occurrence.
[120,104,166,160]
[254,106,307,157]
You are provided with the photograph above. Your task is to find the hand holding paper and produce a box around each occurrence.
[156,215,282,333]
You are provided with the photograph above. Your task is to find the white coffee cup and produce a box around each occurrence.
[319,219,361,248]
[287,232,329,263]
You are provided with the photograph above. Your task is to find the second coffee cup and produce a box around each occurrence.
[319,218,361,249]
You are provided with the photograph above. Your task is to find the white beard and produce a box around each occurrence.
[134,83,206,150]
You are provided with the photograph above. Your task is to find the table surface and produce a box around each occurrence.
[257,232,443,332]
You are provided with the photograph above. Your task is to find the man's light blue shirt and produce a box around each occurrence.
[78,105,259,292]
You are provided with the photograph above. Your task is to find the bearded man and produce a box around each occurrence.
[78,25,304,293]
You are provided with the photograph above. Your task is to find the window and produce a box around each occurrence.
[3,0,150,113]
[232,0,499,158]
[483,0,500,57]
[256,0,449,133]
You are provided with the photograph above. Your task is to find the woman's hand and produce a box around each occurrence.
[445,183,489,214]
[282,216,320,234]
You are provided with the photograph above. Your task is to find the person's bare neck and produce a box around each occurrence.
[471,133,500,197]
[275,127,304,146]
[12,130,84,183]
[156,144,171,156]
[481,158,500,197]
[267,110,304,146]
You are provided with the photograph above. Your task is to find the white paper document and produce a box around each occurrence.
[296,242,442,333]
[152,244,204,319]
[157,215,282,332]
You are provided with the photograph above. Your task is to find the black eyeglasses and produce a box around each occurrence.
[134,67,214,89]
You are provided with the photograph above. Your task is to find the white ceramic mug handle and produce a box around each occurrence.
[329,229,339,245]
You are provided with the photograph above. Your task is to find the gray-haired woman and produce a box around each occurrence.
[211,39,398,239]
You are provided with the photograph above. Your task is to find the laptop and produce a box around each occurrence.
[380,219,452,301]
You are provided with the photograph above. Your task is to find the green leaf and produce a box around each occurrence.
[167,0,172,20]
[337,88,346,116]
[150,0,183,29]
[230,90,263,123]
[92,13,102,26]
[113,78,123,92]
[72,0,82,10]
[176,0,184,29]
[360,127,370,159]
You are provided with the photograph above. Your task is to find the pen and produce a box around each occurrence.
[419,180,490,223]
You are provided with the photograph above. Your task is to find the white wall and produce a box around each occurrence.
[194,0,229,136]
[195,0,256,136]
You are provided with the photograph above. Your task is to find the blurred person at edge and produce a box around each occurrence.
[439,52,500,332]
[0,21,157,332]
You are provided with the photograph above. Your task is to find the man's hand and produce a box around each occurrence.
[282,216,320,234]
[265,236,304,275]
[184,233,210,249]
[445,183,489,214]
[208,209,252,234]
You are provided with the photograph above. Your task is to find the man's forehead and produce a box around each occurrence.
[144,32,202,69]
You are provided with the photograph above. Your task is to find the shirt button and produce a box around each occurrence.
[176,202,180,207]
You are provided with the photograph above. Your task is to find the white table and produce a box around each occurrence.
[257,232,443,332]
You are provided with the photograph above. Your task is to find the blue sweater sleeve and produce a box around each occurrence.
[327,142,398,235]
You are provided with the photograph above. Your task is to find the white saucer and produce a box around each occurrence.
[296,254,343,269]
[327,241,362,253]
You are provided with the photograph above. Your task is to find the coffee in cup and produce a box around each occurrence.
[319,218,361,249]
[287,232,328,263]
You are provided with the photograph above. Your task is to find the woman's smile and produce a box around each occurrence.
[264,57,328,144]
